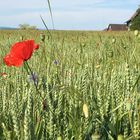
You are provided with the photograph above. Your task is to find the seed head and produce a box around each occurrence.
[83,103,89,118]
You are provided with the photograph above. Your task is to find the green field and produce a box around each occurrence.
[0,30,140,140]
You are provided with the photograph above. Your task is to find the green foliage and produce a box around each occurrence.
[130,14,140,30]
[0,30,140,139]
[19,24,37,30]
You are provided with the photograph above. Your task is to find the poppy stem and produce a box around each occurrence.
[24,61,44,105]
[24,61,43,99]
[24,62,30,75]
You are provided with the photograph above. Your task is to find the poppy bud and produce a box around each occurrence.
[40,33,45,42]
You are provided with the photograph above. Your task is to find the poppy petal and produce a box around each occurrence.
[34,44,39,50]
[22,40,34,60]
[3,53,23,67]
[10,40,33,60]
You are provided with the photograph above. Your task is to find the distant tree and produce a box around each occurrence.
[130,14,140,30]
[29,25,37,30]
[19,24,30,29]
[19,24,37,30]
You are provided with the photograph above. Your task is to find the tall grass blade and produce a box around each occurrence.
[47,0,55,29]
[40,15,52,38]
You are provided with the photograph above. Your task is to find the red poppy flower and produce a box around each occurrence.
[3,40,39,67]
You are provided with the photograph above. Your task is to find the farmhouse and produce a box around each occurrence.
[105,6,140,31]
[126,6,140,26]
[107,24,128,31]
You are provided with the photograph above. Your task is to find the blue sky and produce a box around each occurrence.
[0,0,140,30]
